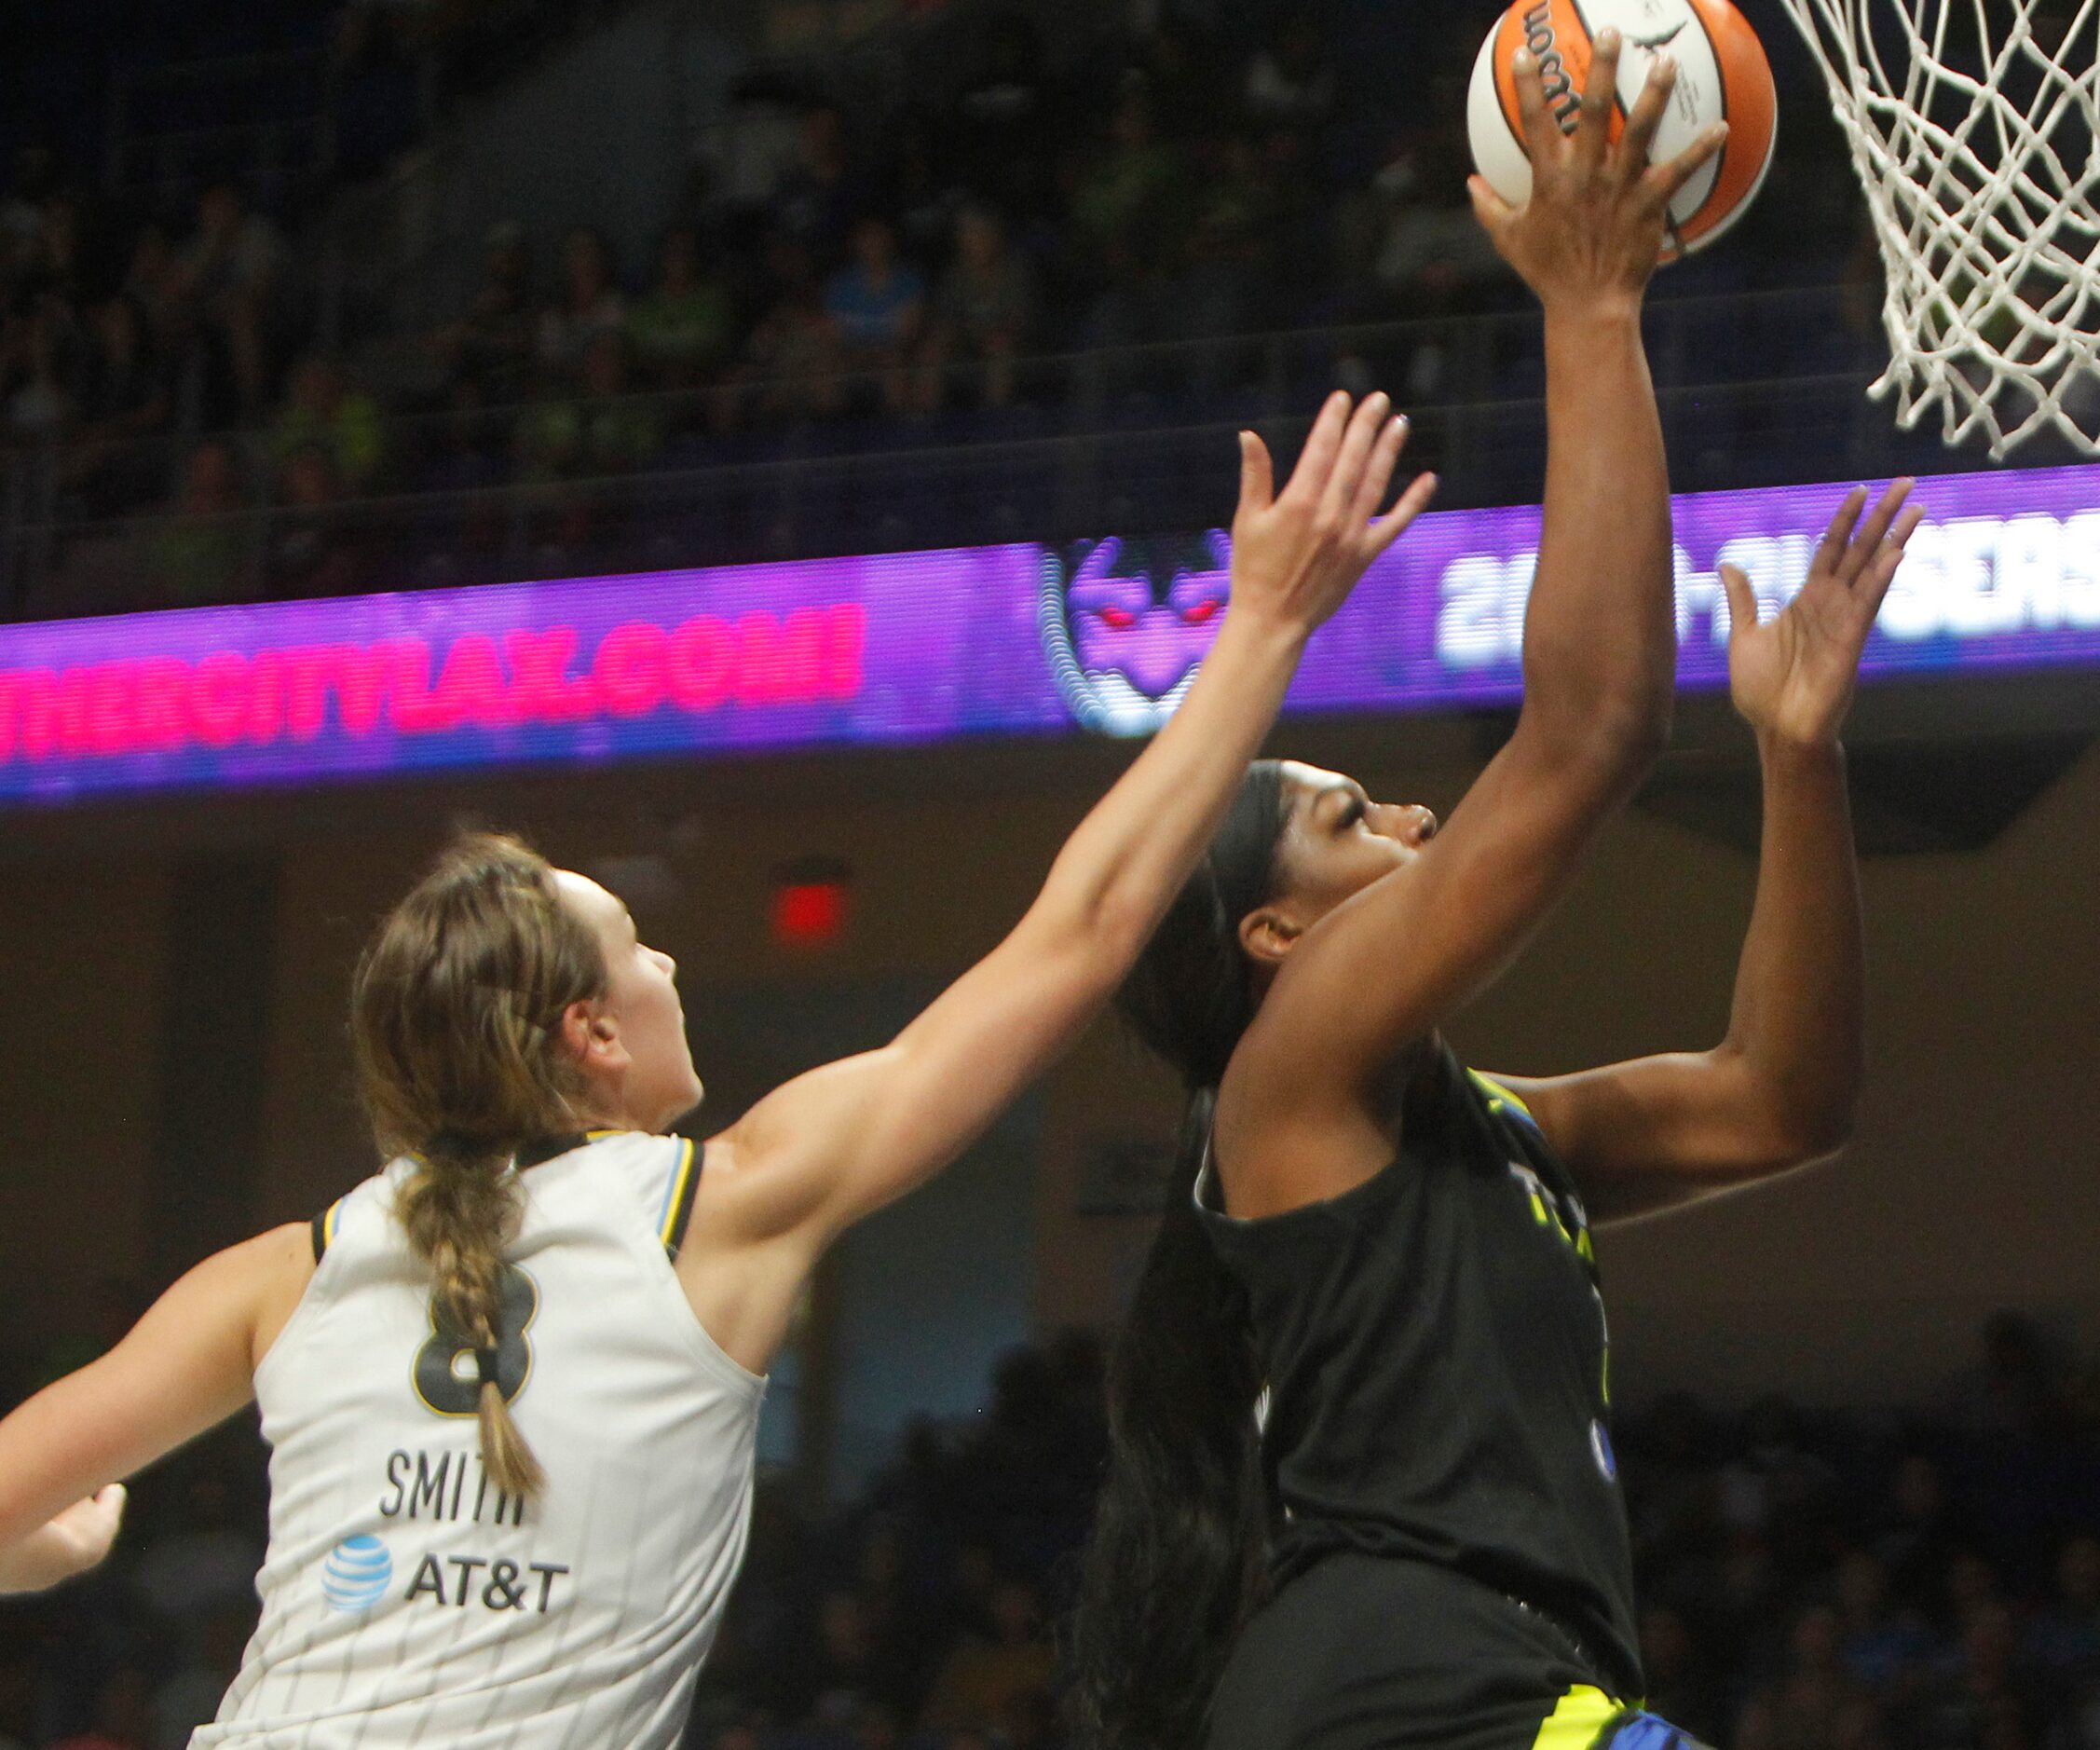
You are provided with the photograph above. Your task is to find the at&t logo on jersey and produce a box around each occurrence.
[321,1535,393,1612]
[1041,534,1230,736]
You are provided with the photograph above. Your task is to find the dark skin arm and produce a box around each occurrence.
[1216,38,1726,1216]
[1495,482,1926,1223]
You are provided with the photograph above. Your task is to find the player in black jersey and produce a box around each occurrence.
[1070,34,1925,1750]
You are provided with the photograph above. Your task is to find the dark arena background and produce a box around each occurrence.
[2,1,2098,1747]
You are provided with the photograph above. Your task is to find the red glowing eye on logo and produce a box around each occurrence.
[1095,606,1137,629]
[1179,599,1220,624]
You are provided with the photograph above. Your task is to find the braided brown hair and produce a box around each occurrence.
[349,832,608,1498]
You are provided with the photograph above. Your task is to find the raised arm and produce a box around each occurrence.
[680,393,1437,1361]
[1219,42,1724,1155]
[1497,481,1924,1223]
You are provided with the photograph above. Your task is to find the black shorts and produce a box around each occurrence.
[1205,1552,1711,1750]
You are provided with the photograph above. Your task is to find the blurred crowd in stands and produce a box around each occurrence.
[0,2,1880,615]
[3,1306,2098,1750]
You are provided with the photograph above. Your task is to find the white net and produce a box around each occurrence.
[1773,0,2100,457]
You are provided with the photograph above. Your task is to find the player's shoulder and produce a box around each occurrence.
[541,1129,703,1260]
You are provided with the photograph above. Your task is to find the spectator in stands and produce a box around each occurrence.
[1367,98,1505,318]
[918,1576,1054,1733]
[0,302,75,451]
[413,377,511,576]
[271,352,387,497]
[61,292,176,516]
[1908,1599,2039,1747]
[151,439,251,608]
[1070,79,1190,351]
[268,444,361,599]
[741,237,843,424]
[1835,1547,1936,1702]
[885,109,964,269]
[628,225,738,399]
[951,13,1055,221]
[170,180,287,422]
[770,104,864,269]
[1744,1602,1878,1750]
[536,226,627,390]
[1242,7,1337,139]
[825,217,924,416]
[1875,1453,1961,1620]
[921,203,1032,410]
[0,145,62,283]
[800,1588,882,1729]
[1639,1605,1725,1744]
[332,0,439,178]
[34,190,89,312]
[519,331,661,480]
[2028,1535,2100,1684]
[436,220,537,401]
[1173,130,1282,364]
[120,222,192,366]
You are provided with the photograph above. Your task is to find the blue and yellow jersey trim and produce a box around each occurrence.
[1470,1068,1538,1125]
[1530,1687,1707,1749]
[659,1137,702,1260]
[308,1196,347,1264]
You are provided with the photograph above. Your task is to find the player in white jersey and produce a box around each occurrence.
[0,390,1435,1747]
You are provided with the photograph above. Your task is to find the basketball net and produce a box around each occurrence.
[1772,0,2100,457]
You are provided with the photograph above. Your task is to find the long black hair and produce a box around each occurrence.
[1069,759,1292,1749]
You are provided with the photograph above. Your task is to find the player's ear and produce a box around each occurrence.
[1238,906,1303,968]
[558,1001,628,1072]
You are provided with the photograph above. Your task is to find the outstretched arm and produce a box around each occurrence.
[686,394,1435,1344]
[0,1223,310,1593]
[1498,481,1925,1223]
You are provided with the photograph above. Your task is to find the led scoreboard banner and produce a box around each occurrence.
[3,462,2098,805]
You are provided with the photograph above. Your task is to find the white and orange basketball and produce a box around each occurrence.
[1467,0,1779,260]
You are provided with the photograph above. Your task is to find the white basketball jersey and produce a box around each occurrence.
[197,1131,764,1749]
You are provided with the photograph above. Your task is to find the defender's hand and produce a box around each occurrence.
[1725,480,1924,746]
[1469,31,1729,313]
[1228,391,1438,636]
[0,1484,127,1594]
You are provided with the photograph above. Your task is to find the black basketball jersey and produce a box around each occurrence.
[1195,1039,1643,1699]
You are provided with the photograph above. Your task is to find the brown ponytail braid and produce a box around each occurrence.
[350,833,609,1500]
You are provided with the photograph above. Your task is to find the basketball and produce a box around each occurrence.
[1467,0,1779,260]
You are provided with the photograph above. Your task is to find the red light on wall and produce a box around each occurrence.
[771,878,850,946]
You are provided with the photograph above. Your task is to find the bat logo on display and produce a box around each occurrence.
[1040,533,1230,735]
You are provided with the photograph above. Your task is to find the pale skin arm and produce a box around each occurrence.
[682,395,1439,1372]
[1494,482,1926,1224]
[0,1223,313,1593]
[0,399,1435,1585]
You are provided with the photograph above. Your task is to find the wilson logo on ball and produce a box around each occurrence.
[1467,0,1779,260]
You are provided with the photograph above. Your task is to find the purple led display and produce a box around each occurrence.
[3,461,2097,805]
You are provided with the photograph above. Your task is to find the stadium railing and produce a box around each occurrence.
[0,284,2012,623]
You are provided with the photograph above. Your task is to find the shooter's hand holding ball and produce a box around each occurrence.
[1468,31,1730,307]
[1470,0,1778,262]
